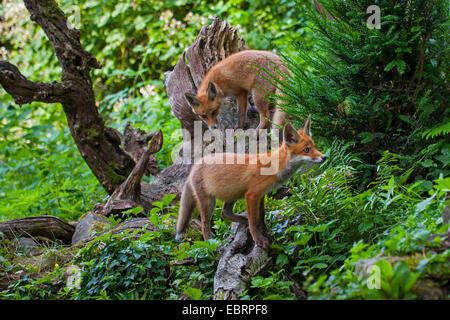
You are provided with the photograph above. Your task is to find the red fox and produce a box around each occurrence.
[184,50,289,131]
[175,116,326,248]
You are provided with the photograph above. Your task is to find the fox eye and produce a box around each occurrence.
[211,110,217,116]
[201,114,207,119]
[303,147,310,153]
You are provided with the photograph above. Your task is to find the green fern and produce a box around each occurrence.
[422,120,450,140]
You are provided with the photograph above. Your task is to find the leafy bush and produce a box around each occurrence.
[0,102,105,221]
[275,0,449,183]
[74,234,171,299]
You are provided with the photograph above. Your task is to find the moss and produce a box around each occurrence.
[106,161,127,186]
[78,211,90,221]
[185,228,202,241]
[86,128,100,139]
[42,0,65,19]
[89,220,110,234]
[13,247,75,274]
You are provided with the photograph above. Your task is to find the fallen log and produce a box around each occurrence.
[0,216,75,244]
[213,224,272,300]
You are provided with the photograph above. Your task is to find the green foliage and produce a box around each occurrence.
[305,174,449,300]
[0,0,315,217]
[422,120,450,140]
[62,0,313,96]
[244,142,448,300]
[242,270,296,300]
[0,196,220,300]
[1,263,70,300]
[0,235,16,281]
[74,234,171,299]
[0,102,105,221]
[1,142,448,300]
[0,0,448,301]
[276,0,449,182]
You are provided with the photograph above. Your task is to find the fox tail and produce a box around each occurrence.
[175,182,196,241]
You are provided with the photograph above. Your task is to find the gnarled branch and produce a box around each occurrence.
[0,61,73,105]
[24,0,101,81]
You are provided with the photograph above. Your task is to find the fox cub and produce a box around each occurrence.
[175,116,326,248]
[184,50,289,131]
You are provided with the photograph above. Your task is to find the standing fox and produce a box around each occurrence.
[184,50,289,130]
[175,116,326,248]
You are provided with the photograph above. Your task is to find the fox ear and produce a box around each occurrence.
[283,123,300,146]
[207,82,219,101]
[185,93,200,108]
[300,114,312,136]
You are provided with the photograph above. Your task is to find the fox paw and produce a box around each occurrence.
[175,232,185,242]
[254,237,270,249]
[203,231,216,241]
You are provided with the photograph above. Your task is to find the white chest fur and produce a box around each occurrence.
[265,155,313,194]
[277,155,306,183]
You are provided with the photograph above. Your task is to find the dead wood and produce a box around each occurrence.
[0,216,75,244]
[213,224,272,300]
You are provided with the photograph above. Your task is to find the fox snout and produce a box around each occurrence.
[304,154,327,163]
[206,118,218,130]
[315,154,327,163]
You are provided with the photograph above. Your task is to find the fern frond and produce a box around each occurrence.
[422,120,450,140]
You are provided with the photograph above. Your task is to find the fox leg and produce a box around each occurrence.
[272,107,287,129]
[235,92,248,129]
[272,87,289,142]
[221,201,248,225]
[245,190,270,249]
[259,196,272,240]
[197,196,216,240]
[252,88,270,131]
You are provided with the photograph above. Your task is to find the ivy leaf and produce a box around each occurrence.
[276,254,289,267]
[421,159,436,168]
[184,287,202,300]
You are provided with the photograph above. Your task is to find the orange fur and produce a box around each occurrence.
[175,117,326,248]
[184,50,289,130]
